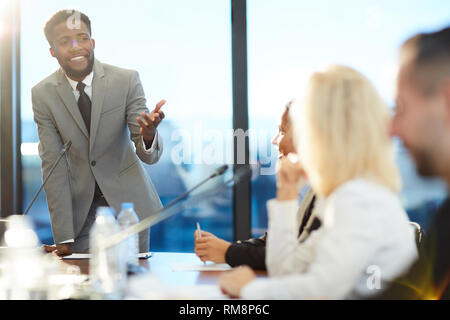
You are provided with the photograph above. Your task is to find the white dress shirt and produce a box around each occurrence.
[60,72,158,245]
[242,178,418,300]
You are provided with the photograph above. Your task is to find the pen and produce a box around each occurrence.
[196,222,206,265]
[196,222,202,239]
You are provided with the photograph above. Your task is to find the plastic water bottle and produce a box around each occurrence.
[117,203,139,266]
[0,215,48,299]
[89,207,127,299]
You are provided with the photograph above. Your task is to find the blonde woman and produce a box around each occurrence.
[219,65,418,299]
[194,102,322,270]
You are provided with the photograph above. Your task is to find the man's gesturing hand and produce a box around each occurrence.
[136,99,166,147]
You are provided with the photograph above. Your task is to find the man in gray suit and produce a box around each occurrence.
[32,10,164,256]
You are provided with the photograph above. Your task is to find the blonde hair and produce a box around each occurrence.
[290,65,401,196]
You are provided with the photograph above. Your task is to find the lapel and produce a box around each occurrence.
[89,59,106,153]
[297,187,315,231]
[55,69,89,139]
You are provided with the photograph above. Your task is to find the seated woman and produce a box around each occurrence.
[219,65,418,299]
[194,102,322,270]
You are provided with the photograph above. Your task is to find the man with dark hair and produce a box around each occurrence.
[32,10,165,256]
[44,10,94,83]
[387,25,450,299]
[44,10,92,45]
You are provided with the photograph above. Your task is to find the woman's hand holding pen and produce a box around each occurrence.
[194,230,231,264]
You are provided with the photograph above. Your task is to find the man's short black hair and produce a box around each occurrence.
[402,25,450,94]
[44,9,92,45]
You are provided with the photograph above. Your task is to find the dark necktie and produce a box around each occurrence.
[76,81,104,202]
[76,82,91,133]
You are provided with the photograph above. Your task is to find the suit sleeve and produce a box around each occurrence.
[225,233,267,270]
[125,70,163,165]
[32,87,75,243]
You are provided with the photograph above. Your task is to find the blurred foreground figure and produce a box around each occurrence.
[384,25,450,300]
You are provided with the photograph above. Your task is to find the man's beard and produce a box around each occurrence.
[413,149,438,178]
[64,54,95,79]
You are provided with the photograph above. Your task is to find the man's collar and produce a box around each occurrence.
[65,71,94,91]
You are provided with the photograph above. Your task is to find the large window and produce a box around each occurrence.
[247,0,450,235]
[20,0,233,251]
[17,0,450,250]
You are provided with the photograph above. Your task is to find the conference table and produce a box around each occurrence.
[61,252,268,299]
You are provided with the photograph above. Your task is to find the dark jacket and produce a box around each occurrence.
[225,190,321,270]
[374,197,450,299]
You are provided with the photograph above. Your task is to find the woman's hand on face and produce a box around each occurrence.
[276,153,307,201]
[194,230,231,264]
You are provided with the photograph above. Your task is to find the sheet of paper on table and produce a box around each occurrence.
[126,273,230,300]
[61,252,153,260]
[171,262,232,272]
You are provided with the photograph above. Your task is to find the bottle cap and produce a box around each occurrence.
[121,202,134,210]
[96,206,115,217]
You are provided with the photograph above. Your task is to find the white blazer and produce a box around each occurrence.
[243,178,418,299]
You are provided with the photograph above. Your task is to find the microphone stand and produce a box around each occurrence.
[102,165,251,250]
[23,141,72,216]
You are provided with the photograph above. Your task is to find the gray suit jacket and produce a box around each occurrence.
[32,59,163,244]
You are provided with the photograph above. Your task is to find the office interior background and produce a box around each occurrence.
[1,0,450,252]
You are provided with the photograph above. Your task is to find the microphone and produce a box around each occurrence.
[165,164,228,209]
[102,165,251,250]
[210,164,228,178]
[23,141,72,216]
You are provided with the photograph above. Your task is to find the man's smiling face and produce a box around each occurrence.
[49,20,95,81]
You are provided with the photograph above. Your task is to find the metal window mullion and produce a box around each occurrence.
[1,0,22,217]
[231,0,251,241]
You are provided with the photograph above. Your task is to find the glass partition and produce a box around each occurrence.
[247,0,450,235]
